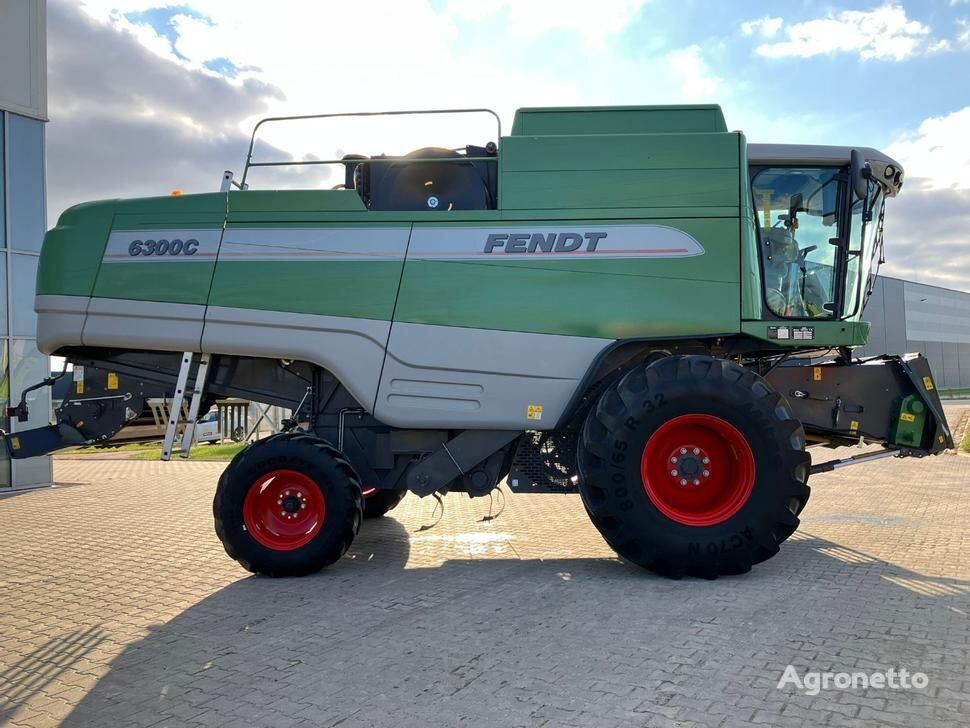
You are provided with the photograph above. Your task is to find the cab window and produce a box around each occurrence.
[751,166,845,319]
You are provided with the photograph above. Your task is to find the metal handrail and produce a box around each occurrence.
[240,108,502,188]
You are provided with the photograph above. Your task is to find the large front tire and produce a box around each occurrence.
[213,434,363,577]
[578,355,810,579]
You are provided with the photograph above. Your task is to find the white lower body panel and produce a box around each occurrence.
[374,322,612,429]
[35,295,88,354]
[84,298,206,352]
[201,306,390,412]
[37,296,613,429]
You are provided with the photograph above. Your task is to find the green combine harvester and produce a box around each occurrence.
[3,105,952,578]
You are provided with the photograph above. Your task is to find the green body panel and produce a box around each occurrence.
[111,192,227,220]
[94,261,216,305]
[206,218,411,319]
[394,217,740,337]
[223,205,741,224]
[499,132,740,211]
[36,200,116,297]
[395,260,737,338]
[500,133,739,171]
[89,194,226,304]
[229,189,366,217]
[740,321,870,348]
[207,260,402,320]
[35,104,882,353]
[501,168,739,211]
[511,105,727,135]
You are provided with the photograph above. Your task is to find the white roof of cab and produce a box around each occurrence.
[747,143,902,173]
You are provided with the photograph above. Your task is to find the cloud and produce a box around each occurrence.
[443,0,650,44]
[53,0,722,203]
[880,186,970,291]
[741,17,783,38]
[887,106,970,191]
[663,46,721,98]
[46,0,312,220]
[959,19,970,47]
[747,4,943,61]
[879,106,970,292]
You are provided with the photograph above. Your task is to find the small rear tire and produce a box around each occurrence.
[213,433,363,577]
[362,488,406,519]
[578,355,810,579]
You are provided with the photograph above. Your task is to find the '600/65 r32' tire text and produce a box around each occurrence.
[577,355,811,578]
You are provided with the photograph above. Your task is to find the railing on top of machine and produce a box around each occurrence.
[235,108,503,189]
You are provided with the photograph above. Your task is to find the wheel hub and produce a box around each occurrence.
[668,447,712,487]
[243,470,325,550]
[642,414,755,527]
[281,493,302,514]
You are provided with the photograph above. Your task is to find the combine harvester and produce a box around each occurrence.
[3,106,952,578]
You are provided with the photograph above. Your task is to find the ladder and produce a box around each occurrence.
[161,352,211,461]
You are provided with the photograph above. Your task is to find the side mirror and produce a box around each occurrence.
[850,149,871,201]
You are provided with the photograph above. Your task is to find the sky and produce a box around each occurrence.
[45,0,970,291]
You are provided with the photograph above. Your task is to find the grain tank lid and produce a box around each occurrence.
[510,105,728,136]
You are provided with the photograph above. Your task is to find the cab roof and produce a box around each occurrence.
[747,143,902,174]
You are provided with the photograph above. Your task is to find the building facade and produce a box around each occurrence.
[1,0,51,488]
[858,276,970,390]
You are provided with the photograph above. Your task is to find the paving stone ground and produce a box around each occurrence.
[0,409,968,727]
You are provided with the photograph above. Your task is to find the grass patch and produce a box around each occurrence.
[962,428,970,454]
[130,442,248,461]
[940,387,970,399]
[70,441,162,453]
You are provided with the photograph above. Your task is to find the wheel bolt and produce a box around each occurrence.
[703,470,710,477]
[670,469,678,476]
[670,457,677,463]
[693,479,700,486]
[702,457,710,464]
[693,448,700,455]
[300,503,305,509]
[680,448,687,455]
[680,479,687,486]
[277,499,282,505]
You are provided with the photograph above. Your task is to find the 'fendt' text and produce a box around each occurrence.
[484,232,607,254]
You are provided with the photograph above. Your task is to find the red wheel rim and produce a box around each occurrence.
[640,414,755,527]
[243,469,325,551]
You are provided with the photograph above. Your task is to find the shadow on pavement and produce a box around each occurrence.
[0,625,108,725]
[50,516,970,728]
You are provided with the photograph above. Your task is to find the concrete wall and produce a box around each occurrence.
[857,276,970,390]
[1,0,50,488]
[0,0,47,122]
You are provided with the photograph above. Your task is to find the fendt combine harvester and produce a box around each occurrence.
[3,106,952,578]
